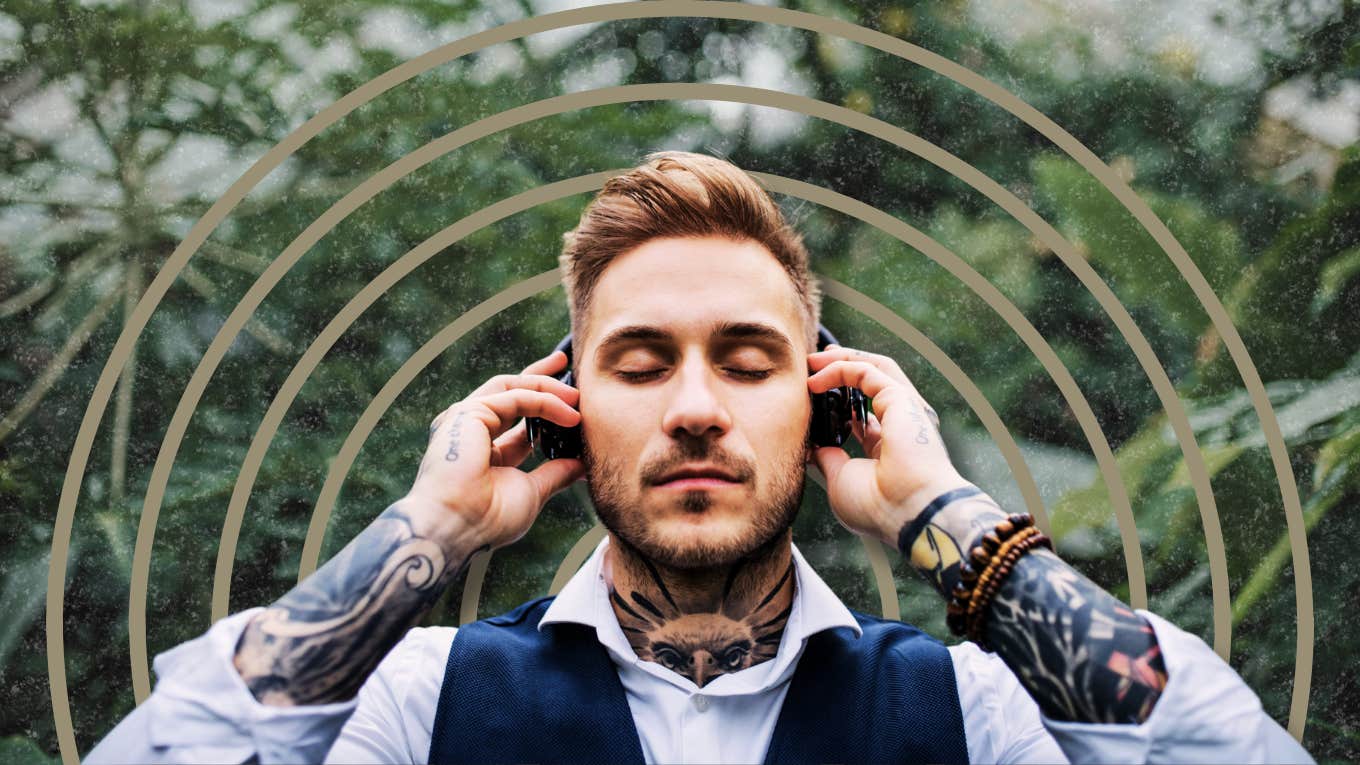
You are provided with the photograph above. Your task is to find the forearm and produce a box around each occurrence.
[233,499,488,706]
[896,490,1166,724]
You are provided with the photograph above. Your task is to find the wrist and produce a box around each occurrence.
[397,493,494,553]
[880,474,974,550]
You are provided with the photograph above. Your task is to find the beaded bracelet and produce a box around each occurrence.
[966,530,1052,646]
[946,514,1034,636]
[945,513,1053,649]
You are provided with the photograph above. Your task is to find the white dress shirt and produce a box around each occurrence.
[89,536,1312,764]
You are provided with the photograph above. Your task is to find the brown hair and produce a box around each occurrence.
[559,151,821,350]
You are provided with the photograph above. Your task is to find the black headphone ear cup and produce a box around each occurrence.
[809,324,867,448]
[527,341,584,460]
[810,388,855,447]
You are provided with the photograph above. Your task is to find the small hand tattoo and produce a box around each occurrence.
[443,411,467,462]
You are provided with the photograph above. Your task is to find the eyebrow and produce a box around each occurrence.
[593,321,796,361]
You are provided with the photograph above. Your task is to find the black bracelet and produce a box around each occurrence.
[896,485,983,554]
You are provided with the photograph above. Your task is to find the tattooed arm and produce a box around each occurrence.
[905,494,1166,724]
[805,345,1164,725]
[234,349,586,706]
[232,502,488,705]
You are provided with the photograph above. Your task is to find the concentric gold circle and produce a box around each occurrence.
[47,5,1313,762]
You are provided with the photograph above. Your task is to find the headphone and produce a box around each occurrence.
[525,324,869,460]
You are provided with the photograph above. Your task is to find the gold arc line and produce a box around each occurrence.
[209,174,618,622]
[300,270,1023,633]
[135,83,1201,712]
[212,171,1151,632]
[212,171,1098,613]
[47,4,1306,760]
[549,523,607,597]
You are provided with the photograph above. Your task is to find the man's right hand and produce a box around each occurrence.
[405,350,587,550]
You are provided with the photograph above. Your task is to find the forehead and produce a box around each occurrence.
[585,236,805,345]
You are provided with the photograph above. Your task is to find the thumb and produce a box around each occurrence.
[811,446,850,486]
[527,458,586,505]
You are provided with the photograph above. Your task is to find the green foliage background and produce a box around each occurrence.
[0,0,1356,760]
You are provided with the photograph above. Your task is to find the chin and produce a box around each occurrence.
[587,450,807,570]
[649,516,758,568]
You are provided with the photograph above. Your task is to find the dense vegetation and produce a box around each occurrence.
[1,0,1355,760]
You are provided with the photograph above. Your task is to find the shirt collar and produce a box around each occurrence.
[538,534,863,691]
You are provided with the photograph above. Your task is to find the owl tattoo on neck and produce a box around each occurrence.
[610,559,795,688]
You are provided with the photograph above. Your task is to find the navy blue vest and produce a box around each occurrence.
[429,596,968,764]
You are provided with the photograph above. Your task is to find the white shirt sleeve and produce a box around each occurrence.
[323,624,458,763]
[1019,610,1312,764]
[84,608,452,765]
[952,641,1071,763]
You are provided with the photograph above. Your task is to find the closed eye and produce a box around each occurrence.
[615,368,773,382]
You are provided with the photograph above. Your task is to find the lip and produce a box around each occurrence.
[652,464,742,488]
[654,477,743,491]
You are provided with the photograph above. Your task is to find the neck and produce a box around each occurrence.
[602,530,796,688]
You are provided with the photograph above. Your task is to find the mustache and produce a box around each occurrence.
[636,436,756,486]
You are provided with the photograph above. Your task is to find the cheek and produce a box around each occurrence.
[739,387,811,449]
[581,391,646,453]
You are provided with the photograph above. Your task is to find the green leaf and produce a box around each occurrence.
[0,736,59,765]
[0,547,52,669]
[1311,244,1360,316]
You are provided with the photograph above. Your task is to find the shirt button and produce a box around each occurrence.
[692,694,711,712]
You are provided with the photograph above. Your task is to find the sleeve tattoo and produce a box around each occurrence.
[898,496,1167,724]
[233,502,485,705]
[986,548,1167,724]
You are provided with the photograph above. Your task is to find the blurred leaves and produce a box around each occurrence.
[1,0,1357,760]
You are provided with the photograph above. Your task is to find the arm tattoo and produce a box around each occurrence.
[897,495,1167,724]
[985,549,1167,724]
[899,493,1007,601]
[233,502,486,705]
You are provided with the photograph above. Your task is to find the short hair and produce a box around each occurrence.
[559,151,821,351]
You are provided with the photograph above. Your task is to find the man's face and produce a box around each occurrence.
[576,236,813,570]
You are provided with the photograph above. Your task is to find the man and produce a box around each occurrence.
[90,152,1311,763]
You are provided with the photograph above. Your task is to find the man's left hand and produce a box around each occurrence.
[806,345,973,548]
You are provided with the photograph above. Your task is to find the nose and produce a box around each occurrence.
[660,355,733,440]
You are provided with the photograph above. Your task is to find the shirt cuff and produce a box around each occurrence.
[1038,610,1313,764]
[142,607,358,764]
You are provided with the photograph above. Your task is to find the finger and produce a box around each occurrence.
[526,457,587,506]
[811,445,851,487]
[522,349,570,376]
[809,346,915,391]
[807,359,901,400]
[468,388,581,441]
[490,420,533,468]
[860,411,884,459]
[469,372,579,403]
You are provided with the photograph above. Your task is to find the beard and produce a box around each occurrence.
[584,430,808,570]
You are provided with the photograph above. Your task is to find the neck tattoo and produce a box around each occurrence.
[603,534,796,688]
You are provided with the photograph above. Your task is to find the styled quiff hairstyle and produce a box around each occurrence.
[559,151,821,350]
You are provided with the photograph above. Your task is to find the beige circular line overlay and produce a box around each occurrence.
[217,170,1151,607]
[538,469,897,629]
[210,173,1149,637]
[139,80,1214,702]
[45,2,1312,760]
[131,81,1182,697]
[295,269,1000,632]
